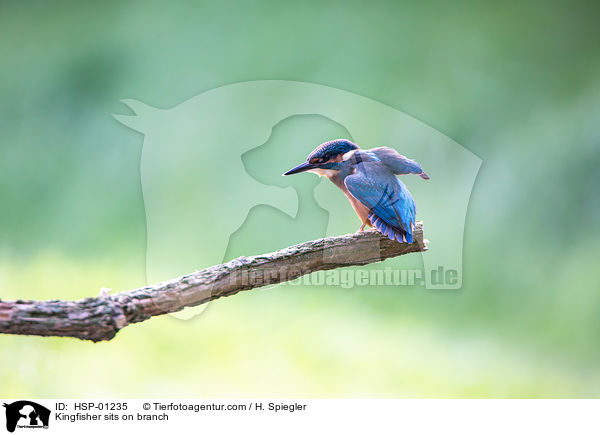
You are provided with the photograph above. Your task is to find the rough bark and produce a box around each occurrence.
[0,223,426,342]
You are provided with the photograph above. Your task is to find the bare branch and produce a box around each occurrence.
[0,223,427,342]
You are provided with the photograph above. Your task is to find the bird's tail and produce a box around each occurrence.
[369,213,413,243]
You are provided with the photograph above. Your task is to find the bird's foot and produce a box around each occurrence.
[355,223,368,233]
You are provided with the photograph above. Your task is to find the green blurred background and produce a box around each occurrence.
[1,0,599,397]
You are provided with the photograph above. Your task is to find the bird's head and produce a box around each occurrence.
[283,139,360,177]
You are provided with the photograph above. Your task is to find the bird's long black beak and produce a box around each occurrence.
[283,161,316,176]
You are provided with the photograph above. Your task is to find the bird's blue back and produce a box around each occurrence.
[342,153,416,243]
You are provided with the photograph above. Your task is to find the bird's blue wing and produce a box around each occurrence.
[345,162,416,243]
[368,147,430,179]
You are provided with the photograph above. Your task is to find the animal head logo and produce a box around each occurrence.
[114,80,480,318]
[3,401,50,433]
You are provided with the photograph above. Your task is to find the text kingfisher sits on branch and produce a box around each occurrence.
[284,139,429,244]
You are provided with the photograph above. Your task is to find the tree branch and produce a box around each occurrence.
[0,223,427,342]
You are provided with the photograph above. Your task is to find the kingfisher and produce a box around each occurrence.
[283,139,429,243]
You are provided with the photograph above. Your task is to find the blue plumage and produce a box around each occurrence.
[307,139,358,163]
[345,160,416,243]
[283,139,428,243]
[369,147,430,179]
